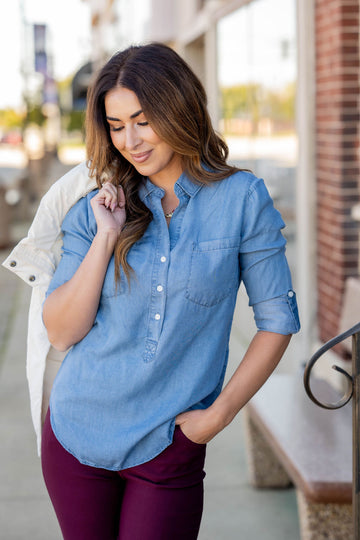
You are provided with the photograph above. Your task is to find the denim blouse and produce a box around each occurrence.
[46,170,300,470]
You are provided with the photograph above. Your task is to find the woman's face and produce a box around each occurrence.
[105,87,183,185]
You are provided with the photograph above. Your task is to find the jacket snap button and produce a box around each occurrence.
[10,260,17,267]
[29,275,36,282]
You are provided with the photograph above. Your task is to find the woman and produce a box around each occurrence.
[40,43,299,539]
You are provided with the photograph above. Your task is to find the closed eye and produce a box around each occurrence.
[109,122,148,132]
[109,125,124,132]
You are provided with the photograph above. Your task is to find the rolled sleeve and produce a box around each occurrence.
[45,192,97,298]
[239,177,300,334]
[253,290,300,335]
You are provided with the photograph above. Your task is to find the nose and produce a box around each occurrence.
[125,125,141,151]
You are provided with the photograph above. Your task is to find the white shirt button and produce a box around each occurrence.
[155,313,161,320]
[157,285,164,292]
[160,256,166,262]
[288,290,294,298]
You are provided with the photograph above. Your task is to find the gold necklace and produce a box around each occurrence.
[164,207,177,218]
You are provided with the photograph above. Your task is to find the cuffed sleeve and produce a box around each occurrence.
[252,290,300,335]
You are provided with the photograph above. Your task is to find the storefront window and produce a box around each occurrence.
[217,0,297,235]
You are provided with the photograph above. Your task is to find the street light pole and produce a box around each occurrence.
[304,321,360,540]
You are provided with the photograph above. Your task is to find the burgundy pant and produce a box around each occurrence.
[41,411,206,540]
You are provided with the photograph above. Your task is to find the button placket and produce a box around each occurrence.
[143,199,170,362]
[168,191,188,251]
[151,250,168,332]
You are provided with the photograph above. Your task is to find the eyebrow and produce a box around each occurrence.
[106,109,143,122]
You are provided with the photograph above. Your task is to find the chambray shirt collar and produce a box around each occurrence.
[138,171,203,202]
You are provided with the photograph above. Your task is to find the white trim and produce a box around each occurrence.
[296,0,317,360]
[205,21,219,126]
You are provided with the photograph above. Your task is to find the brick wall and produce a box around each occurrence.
[315,0,360,349]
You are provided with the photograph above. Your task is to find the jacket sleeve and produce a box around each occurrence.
[1,161,98,288]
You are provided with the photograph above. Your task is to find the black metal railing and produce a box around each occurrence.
[304,321,360,540]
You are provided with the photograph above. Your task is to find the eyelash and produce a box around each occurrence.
[110,121,149,132]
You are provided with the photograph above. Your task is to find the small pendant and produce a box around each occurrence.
[164,211,174,218]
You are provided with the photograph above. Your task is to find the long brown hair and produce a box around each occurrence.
[85,42,239,283]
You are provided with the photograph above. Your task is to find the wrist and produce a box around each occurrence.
[94,229,119,252]
[208,400,236,431]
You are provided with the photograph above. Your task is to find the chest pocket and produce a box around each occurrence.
[185,237,240,307]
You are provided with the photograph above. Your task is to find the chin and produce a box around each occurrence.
[133,164,153,176]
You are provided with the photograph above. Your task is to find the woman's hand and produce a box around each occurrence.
[175,408,223,445]
[90,181,126,236]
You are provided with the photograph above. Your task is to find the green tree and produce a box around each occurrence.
[0,109,24,129]
[220,81,296,135]
[220,83,261,134]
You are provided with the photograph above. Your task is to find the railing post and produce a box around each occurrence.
[304,321,360,540]
[353,331,360,538]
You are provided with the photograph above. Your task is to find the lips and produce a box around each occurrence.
[130,150,152,163]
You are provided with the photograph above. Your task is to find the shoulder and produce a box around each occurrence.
[62,189,99,235]
[225,169,267,191]
[216,170,283,232]
[210,170,270,203]
[63,188,98,221]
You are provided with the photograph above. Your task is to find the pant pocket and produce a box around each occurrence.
[175,425,206,448]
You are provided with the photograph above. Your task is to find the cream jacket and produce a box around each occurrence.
[2,161,99,454]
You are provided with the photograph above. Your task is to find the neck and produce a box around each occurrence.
[148,159,184,192]
[162,191,179,212]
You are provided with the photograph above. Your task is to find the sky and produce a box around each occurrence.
[0,0,91,109]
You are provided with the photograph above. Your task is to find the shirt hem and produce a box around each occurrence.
[50,411,177,471]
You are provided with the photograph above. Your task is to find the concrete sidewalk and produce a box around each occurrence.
[0,255,300,540]
[0,275,60,539]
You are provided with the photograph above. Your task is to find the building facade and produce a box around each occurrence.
[314,0,359,351]
[84,0,360,366]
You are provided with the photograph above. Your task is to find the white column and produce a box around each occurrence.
[204,20,219,128]
[296,0,317,360]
